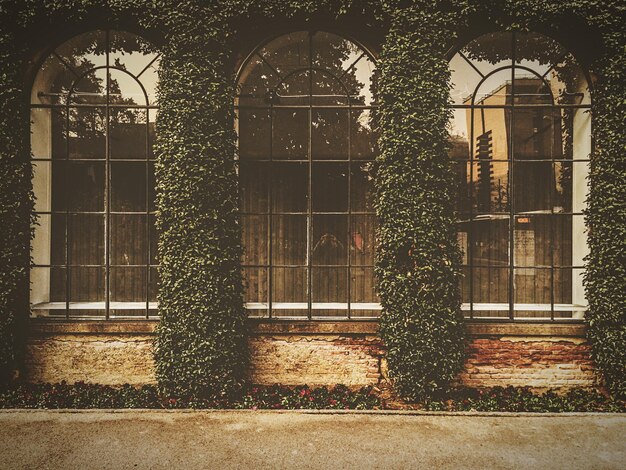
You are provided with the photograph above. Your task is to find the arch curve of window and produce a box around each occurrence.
[30,29,160,319]
[449,31,591,321]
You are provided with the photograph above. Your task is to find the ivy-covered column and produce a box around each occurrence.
[153,4,248,398]
[585,20,626,399]
[0,25,31,384]
[376,4,465,399]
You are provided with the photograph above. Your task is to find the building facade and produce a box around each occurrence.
[1,1,623,392]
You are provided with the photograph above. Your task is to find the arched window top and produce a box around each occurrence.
[450,32,590,107]
[236,31,377,106]
[31,30,160,106]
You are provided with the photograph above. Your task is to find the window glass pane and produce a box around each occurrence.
[350,162,375,212]
[472,266,509,314]
[349,55,376,106]
[236,55,281,106]
[69,158,109,204]
[31,108,51,159]
[31,53,73,105]
[312,267,347,303]
[474,69,512,106]
[513,74,552,105]
[311,69,348,105]
[514,267,551,317]
[513,215,551,267]
[350,267,379,318]
[470,217,509,266]
[238,109,270,159]
[312,215,347,266]
[512,161,554,213]
[351,215,376,266]
[351,109,377,159]
[69,267,105,302]
[469,107,510,161]
[272,267,307,317]
[109,108,148,159]
[272,109,308,159]
[312,163,348,212]
[242,215,268,265]
[312,109,348,159]
[512,107,562,161]
[68,108,106,158]
[550,54,590,105]
[108,68,146,105]
[69,214,104,265]
[470,161,509,214]
[271,215,307,265]
[70,69,107,105]
[271,162,307,212]
[110,214,147,265]
[277,70,310,103]
[110,267,146,302]
[244,267,268,305]
[111,161,146,212]
[239,161,269,213]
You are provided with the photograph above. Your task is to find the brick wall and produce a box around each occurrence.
[458,336,598,389]
[23,327,599,389]
[249,335,383,386]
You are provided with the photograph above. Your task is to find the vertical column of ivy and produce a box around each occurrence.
[585,19,626,399]
[0,25,31,384]
[153,4,248,398]
[376,4,465,400]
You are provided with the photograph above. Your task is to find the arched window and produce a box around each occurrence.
[449,32,591,320]
[30,30,160,319]
[236,31,379,319]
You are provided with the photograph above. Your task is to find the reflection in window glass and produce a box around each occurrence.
[449,32,590,320]
[30,30,160,319]
[237,31,378,319]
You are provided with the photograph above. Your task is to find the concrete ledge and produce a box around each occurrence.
[29,319,586,337]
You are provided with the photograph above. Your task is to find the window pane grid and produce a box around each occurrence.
[30,30,159,319]
[238,31,378,319]
[451,32,590,321]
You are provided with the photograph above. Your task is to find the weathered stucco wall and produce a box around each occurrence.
[249,335,383,386]
[24,335,156,385]
[24,329,599,389]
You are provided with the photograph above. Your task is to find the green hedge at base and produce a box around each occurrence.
[0,0,623,400]
[0,382,624,412]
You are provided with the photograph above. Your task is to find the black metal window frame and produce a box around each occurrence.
[451,31,592,322]
[30,29,160,319]
[236,30,379,320]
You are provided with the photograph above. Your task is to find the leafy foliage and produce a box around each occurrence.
[0,382,623,412]
[0,382,381,410]
[375,3,466,400]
